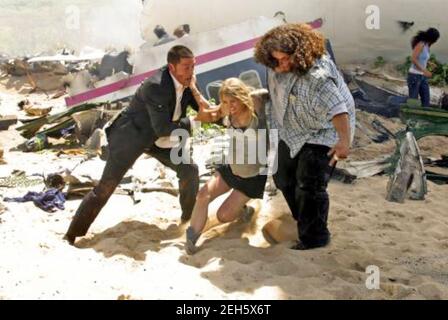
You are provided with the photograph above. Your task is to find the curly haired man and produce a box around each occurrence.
[255,24,356,250]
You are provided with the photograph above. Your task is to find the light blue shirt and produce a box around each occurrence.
[409,43,430,75]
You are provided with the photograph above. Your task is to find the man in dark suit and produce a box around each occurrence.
[64,46,218,245]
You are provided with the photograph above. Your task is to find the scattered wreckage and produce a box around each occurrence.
[343,69,448,202]
[1,16,447,212]
[386,100,448,203]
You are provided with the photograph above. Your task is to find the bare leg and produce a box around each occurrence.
[185,173,231,254]
[189,172,231,234]
[216,189,251,223]
[186,188,254,254]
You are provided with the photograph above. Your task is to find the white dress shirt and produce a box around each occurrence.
[155,73,186,148]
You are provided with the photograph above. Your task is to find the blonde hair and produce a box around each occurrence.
[219,78,255,116]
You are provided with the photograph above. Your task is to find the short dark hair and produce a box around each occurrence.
[167,45,194,65]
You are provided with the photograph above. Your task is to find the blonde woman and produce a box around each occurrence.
[185,78,268,254]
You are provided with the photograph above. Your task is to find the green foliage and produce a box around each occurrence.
[374,56,386,68]
[427,54,448,86]
[397,54,448,86]
[186,105,225,139]
[396,56,412,76]
[186,105,197,117]
[200,122,223,132]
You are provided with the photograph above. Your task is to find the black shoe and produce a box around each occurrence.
[239,205,255,223]
[63,234,76,246]
[180,211,192,223]
[290,239,330,251]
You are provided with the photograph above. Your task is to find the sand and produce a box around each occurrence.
[1,78,448,300]
[1,167,448,299]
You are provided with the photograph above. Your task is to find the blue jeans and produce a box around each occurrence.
[407,73,430,107]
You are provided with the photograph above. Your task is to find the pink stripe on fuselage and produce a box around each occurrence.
[65,37,261,107]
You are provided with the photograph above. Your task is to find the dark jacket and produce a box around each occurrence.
[120,67,199,147]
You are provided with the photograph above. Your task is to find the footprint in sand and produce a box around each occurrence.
[381,223,402,231]
[414,216,424,223]
[346,211,359,218]
[385,210,405,218]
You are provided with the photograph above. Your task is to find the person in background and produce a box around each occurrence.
[153,25,176,47]
[408,28,440,107]
[174,24,190,39]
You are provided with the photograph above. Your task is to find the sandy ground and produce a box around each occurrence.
[1,170,447,300]
[1,77,448,300]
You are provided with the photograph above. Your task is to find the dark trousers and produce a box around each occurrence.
[407,73,430,107]
[65,115,199,239]
[273,140,331,246]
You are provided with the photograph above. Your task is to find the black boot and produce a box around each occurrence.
[64,190,105,245]
[290,238,331,250]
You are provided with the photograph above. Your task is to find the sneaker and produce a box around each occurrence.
[180,211,192,223]
[63,234,76,246]
[185,227,200,255]
[239,205,255,223]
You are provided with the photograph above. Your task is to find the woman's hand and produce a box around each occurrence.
[195,104,222,122]
[424,70,433,78]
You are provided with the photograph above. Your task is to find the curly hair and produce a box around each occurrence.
[219,78,255,116]
[254,23,325,74]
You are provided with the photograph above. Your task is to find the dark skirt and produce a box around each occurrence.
[216,165,267,199]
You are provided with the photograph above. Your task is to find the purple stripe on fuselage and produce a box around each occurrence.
[65,37,261,107]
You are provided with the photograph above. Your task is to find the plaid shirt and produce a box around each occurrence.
[266,54,356,158]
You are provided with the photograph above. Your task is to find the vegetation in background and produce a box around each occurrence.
[396,56,412,76]
[187,105,225,140]
[374,56,386,68]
